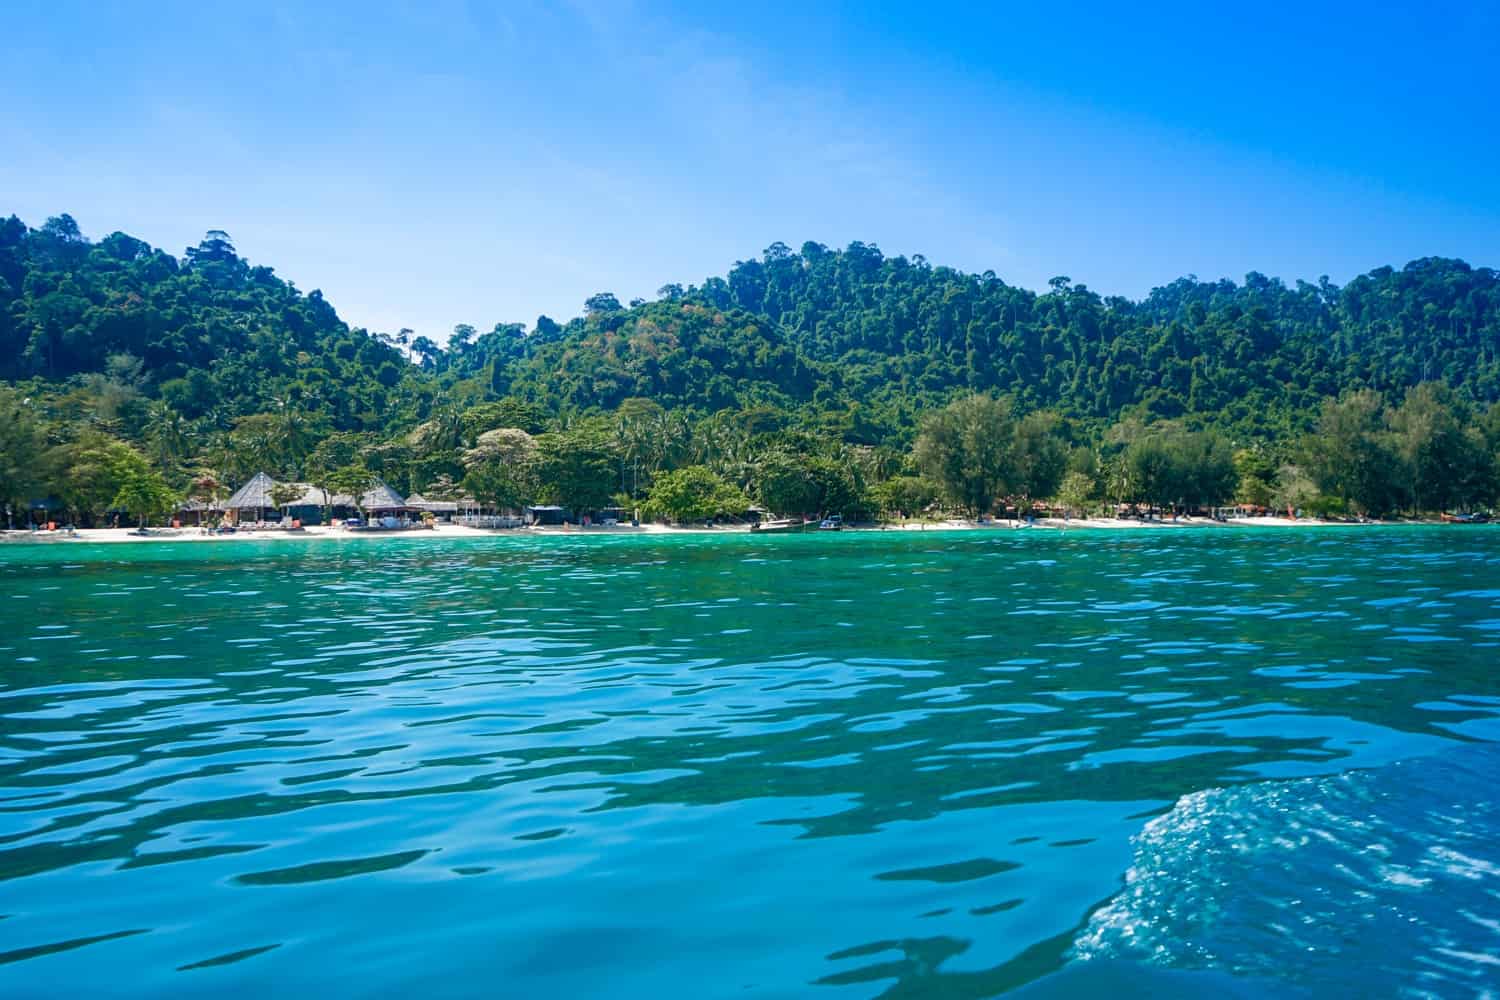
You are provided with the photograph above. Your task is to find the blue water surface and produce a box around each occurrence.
[1,527,1497,997]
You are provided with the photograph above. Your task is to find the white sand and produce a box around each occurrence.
[0,514,1389,545]
[0,521,746,544]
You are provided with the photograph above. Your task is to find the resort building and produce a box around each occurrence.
[224,472,283,524]
[357,481,415,523]
[222,472,415,526]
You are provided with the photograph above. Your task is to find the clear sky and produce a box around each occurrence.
[6,1,1498,344]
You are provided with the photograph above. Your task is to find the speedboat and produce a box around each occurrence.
[751,518,809,533]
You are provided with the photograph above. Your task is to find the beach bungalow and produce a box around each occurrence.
[221,473,331,525]
[354,479,413,521]
[225,472,281,524]
[280,484,336,525]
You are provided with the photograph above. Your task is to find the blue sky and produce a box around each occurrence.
[6,1,1498,343]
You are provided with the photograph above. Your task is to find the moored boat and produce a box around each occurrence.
[751,518,810,533]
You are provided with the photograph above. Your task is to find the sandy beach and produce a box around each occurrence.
[0,513,1392,545]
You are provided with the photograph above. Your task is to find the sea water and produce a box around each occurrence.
[1,528,1497,997]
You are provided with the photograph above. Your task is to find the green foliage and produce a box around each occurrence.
[51,432,151,522]
[1233,448,1277,507]
[643,466,749,523]
[462,428,538,511]
[0,386,48,522]
[1271,464,1320,514]
[2,215,1498,524]
[1304,390,1405,515]
[1389,383,1495,512]
[1122,430,1237,508]
[914,394,1016,515]
[534,424,618,512]
[269,482,304,512]
[869,475,938,518]
[1054,471,1098,516]
[753,452,861,518]
[1011,411,1069,502]
[326,464,376,515]
[111,467,178,528]
[0,218,426,440]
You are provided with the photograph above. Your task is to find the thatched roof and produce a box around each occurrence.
[358,479,410,511]
[225,474,331,509]
[287,484,330,506]
[225,473,411,512]
[225,472,279,510]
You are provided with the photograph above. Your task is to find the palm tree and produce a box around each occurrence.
[145,400,192,478]
[270,398,317,477]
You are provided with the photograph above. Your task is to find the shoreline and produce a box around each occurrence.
[0,515,1479,545]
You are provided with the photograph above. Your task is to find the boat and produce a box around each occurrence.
[751,518,810,533]
[819,516,843,530]
[1440,512,1491,524]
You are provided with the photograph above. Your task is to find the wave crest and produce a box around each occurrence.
[1073,745,1500,994]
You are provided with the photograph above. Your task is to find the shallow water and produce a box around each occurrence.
[1,528,1498,997]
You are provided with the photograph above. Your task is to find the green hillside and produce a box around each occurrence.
[3,214,1498,526]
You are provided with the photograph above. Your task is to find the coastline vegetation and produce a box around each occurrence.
[2,215,1498,528]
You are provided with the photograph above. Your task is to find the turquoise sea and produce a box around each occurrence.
[2,528,1498,997]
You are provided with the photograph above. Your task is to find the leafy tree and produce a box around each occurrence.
[143,399,194,482]
[1054,471,1098,517]
[643,466,749,524]
[1304,390,1406,515]
[327,464,376,519]
[913,394,1015,515]
[1233,448,1277,507]
[270,482,304,519]
[1123,431,1236,509]
[1390,383,1494,512]
[463,428,538,511]
[534,425,617,513]
[0,387,48,527]
[1011,411,1068,505]
[188,473,224,525]
[870,475,938,519]
[1272,464,1320,516]
[753,452,822,516]
[111,468,178,529]
[749,451,860,518]
[54,433,152,524]
[306,432,368,515]
[584,292,622,314]
[463,398,546,437]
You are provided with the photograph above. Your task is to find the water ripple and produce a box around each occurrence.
[0,528,1497,996]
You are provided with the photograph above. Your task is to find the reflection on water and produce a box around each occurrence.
[1,528,1498,996]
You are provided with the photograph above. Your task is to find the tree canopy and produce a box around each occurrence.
[2,213,1498,526]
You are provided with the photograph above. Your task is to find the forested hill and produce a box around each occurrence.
[3,214,1499,447]
[0,215,416,432]
[505,242,1499,440]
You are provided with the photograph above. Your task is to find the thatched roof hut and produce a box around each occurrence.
[355,479,411,514]
[225,472,279,513]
